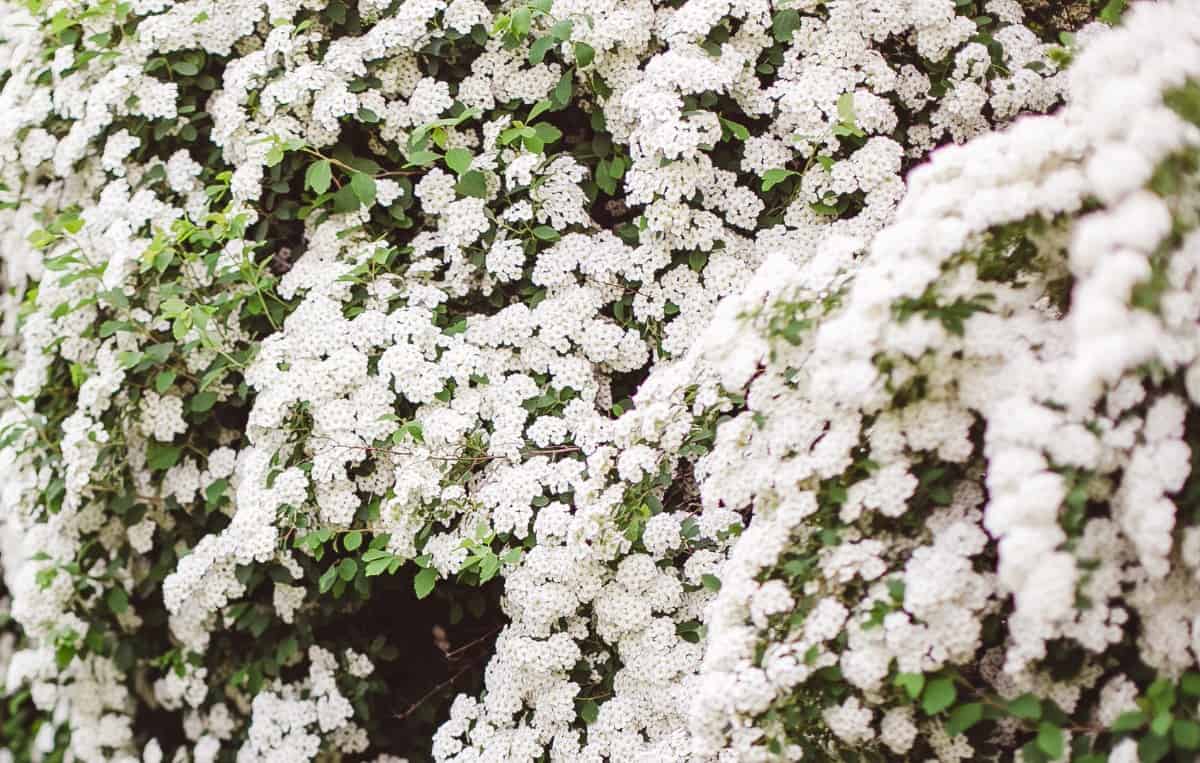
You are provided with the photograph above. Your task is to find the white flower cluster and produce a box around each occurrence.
[238,646,368,763]
[0,0,1183,760]
[687,1,1200,758]
[147,0,1079,757]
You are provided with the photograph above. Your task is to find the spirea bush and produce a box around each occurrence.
[1,0,1198,760]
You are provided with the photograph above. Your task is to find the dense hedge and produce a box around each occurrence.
[3,0,1199,761]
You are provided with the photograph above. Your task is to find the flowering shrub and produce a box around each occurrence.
[4,0,1199,761]
[688,5,1200,759]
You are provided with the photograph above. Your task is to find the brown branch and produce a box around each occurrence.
[393,663,478,721]
[443,624,505,661]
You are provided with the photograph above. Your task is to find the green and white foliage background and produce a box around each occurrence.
[1,0,1199,760]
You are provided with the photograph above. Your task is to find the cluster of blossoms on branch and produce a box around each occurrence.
[1,0,1199,761]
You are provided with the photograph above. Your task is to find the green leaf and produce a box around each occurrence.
[445,147,473,175]
[146,442,183,471]
[922,678,956,715]
[144,342,174,364]
[533,122,562,144]
[701,574,722,592]
[511,6,531,37]
[837,92,856,124]
[574,41,594,67]
[1182,673,1200,697]
[554,67,574,104]
[529,34,556,64]
[338,558,358,581]
[579,699,599,724]
[499,126,524,146]
[190,391,218,412]
[595,160,617,195]
[479,553,501,583]
[1112,710,1147,733]
[1099,0,1127,25]
[414,567,437,599]
[155,370,177,393]
[720,118,749,141]
[1138,734,1170,763]
[49,10,75,35]
[99,319,131,337]
[532,225,560,241]
[529,99,553,122]
[102,288,130,310]
[1147,678,1175,709]
[522,133,545,153]
[1173,719,1200,750]
[318,565,338,593]
[895,672,925,700]
[205,479,228,505]
[1008,693,1042,720]
[170,311,191,340]
[36,567,58,590]
[455,170,488,199]
[305,160,332,194]
[609,155,626,178]
[153,245,176,272]
[350,172,376,207]
[548,18,572,39]
[276,636,299,663]
[365,557,392,576]
[265,143,285,167]
[832,122,866,139]
[55,642,75,670]
[404,149,441,167]
[772,8,800,41]
[1150,711,1173,737]
[1036,722,1063,759]
[761,168,797,192]
[945,702,983,736]
[333,183,360,212]
[106,586,129,614]
[344,531,362,551]
[28,229,56,250]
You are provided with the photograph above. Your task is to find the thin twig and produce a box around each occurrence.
[443,625,504,661]
[393,663,477,721]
